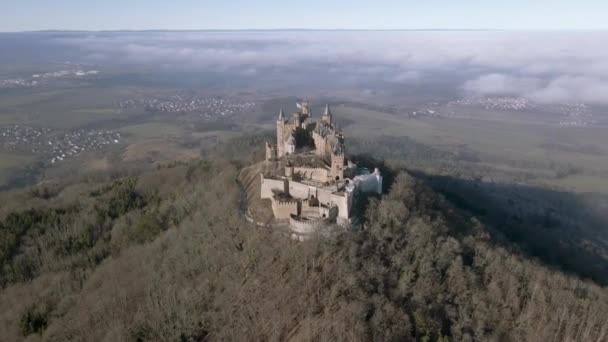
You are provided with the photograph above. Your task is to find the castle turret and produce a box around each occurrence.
[330,154,345,183]
[322,104,333,124]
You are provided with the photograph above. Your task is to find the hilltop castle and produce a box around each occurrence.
[260,100,382,239]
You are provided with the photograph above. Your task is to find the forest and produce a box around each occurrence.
[0,133,607,341]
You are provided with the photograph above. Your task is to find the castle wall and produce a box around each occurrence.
[300,199,323,218]
[288,180,311,199]
[315,187,333,206]
[271,197,299,220]
[260,175,287,199]
[330,192,351,220]
[294,167,330,183]
[312,131,327,156]
[289,216,323,235]
[312,187,351,219]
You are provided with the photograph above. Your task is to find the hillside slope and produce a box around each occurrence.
[0,156,607,341]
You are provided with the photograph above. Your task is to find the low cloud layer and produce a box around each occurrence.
[15,30,608,104]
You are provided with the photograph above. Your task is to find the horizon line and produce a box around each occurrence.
[2,28,606,34]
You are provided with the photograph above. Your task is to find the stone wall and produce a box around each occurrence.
[289,216,324,235]
[271,197,299,220]
[300,199,322,218]
[288,180,311,199]
[260,175,287,199]
[312,131,327,156]
[330,192,352,220]
[313,187,351,220]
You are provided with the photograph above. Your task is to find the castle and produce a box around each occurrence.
[260,100,383,239]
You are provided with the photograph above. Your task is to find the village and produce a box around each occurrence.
[0,125,121,165]
[0,69,100,89]
[116,96,255,118]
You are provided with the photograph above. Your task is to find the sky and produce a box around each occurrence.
[1,0,608,32]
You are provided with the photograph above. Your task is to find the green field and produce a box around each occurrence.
[334,105,608,193]
[118,122,187,141]
[1,88,607,194]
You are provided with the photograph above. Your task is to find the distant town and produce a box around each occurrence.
[0,125,120,165]
[0,69,100,89]
[116,96,255,118]
[407,96,602,127]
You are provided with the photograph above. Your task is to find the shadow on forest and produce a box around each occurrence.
[323,152,608,286]
[413,171,608,286]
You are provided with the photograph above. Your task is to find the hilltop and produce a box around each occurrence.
[0,131,607,341]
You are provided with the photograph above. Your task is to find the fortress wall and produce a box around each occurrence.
[320,206,333,219]
[300,198,325,218]
[301,207,322,218]
[313,187,350,219]
[288,181,311,199]
[331,193,351,219]
[294,167,330,182]
[271,197,299,219]
[316,187,334,206]
[260,175,287,199]
[289,217,323,235]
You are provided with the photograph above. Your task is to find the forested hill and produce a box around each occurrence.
[0,144,607,340]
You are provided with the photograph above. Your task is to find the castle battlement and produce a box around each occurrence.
[272,197,300,206]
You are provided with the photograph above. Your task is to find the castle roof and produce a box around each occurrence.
[315,121,334,138]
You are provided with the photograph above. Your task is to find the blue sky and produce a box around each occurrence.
[1,0,607,31]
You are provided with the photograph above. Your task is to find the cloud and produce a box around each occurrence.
[35,30,608,104]
[463,74,542,96]
[531,76,608,105]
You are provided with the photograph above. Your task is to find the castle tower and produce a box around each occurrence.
[285,132,296,155]
[331,152,345,181]
[292,111,301,128]
[277,109,285,158]
[265,141,276,162]
[322,104,333,125]
[330,134,346,181]
[298,100,310,115]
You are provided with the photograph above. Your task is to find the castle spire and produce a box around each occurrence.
[324,104,332,117]
[278,108,284,120]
